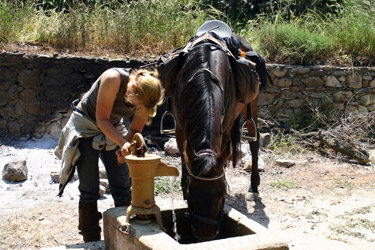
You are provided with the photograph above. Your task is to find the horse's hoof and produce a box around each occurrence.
[245,192,259,201]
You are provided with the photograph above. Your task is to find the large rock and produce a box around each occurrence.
[164,138,179,156]
[369,149,375,165]
[275,159,296,168]
[326,75,343,87]
[347,73,362,88]
[260,133,271,147]
[18,69,40,87]
[2,158,28,182]
[243,154,265,172]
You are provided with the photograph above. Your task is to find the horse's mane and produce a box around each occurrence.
[179,46,213,151]
[178,45,239,176]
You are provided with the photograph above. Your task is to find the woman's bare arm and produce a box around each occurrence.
[96,69,127,147]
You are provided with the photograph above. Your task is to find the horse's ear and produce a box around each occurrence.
[156,53,183,97]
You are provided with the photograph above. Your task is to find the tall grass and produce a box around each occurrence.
[237,0,375,66]
[323,0,375,65]
[1,0,375,65]
[244,20,334,65]
[0,1,35,43]
[1,0,207,56]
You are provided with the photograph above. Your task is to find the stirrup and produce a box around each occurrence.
[160,111,176,135]
[241,118,257,141]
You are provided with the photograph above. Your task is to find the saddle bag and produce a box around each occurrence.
[230,56,259,104]
[245,51,267,87]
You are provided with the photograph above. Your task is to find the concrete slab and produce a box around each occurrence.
[41,240,105,250]
[103,200,289,250]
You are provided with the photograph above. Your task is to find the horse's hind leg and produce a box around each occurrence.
[248,131,260,194]
[242,98,260,194]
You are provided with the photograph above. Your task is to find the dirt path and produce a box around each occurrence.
[0,137,374,249]
[225,153,375,249]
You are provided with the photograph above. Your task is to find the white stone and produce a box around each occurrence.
[2,158,28,182]
[260,133,271,147]
[243,154,265,171]
[369,150,375,164]
[50,171,59,183]
[164,138,179,156]
[275,159,295,167]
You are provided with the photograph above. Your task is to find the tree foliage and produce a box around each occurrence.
[201,0,344,24]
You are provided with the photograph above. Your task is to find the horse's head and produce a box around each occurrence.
[170,39,240,241]
[183,147,228,241]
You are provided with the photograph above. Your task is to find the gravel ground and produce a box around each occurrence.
[1,135,375,250]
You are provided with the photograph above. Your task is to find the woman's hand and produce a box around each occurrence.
[120,142,132,157]
[116,142,132,165]
[116,148,126,164]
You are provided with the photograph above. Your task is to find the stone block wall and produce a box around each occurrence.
[260,64,375,124]
[0,51,374,138]
[0,51,147,138]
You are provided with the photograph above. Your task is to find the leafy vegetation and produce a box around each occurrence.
[270,179,297,191]
[1,0,207,56]
[155,177,181,195]
[0,0,374,65]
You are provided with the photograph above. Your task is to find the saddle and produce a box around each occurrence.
[156,31,265,104]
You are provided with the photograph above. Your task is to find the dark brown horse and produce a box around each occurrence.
[157,31,265,241]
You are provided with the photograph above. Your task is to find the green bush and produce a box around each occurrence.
[252,21,334,65]
[201,0,344,25]
[6,0,207,56]
[0,0,34,43]
[324,0,375,65]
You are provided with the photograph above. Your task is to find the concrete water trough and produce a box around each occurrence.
[103,200,289,250]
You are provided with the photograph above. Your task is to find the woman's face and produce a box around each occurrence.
[125,79,145,108]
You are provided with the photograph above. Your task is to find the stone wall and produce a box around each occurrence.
[0,51,374,138]
[0,51,148,138]
[260,64,375,124]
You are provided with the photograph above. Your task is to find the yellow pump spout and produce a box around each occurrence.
[155,161,179,177]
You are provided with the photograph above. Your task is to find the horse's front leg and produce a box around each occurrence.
[176,129,188,200]
[181,154,188,200]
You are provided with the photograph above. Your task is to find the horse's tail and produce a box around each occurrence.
[231,115,242,168]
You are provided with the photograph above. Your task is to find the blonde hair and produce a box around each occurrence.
[133,69,164,125]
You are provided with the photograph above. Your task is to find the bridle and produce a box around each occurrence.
[182,140,227,241]
[187,192,225,241]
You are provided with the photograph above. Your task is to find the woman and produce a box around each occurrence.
[55,67,164,242]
